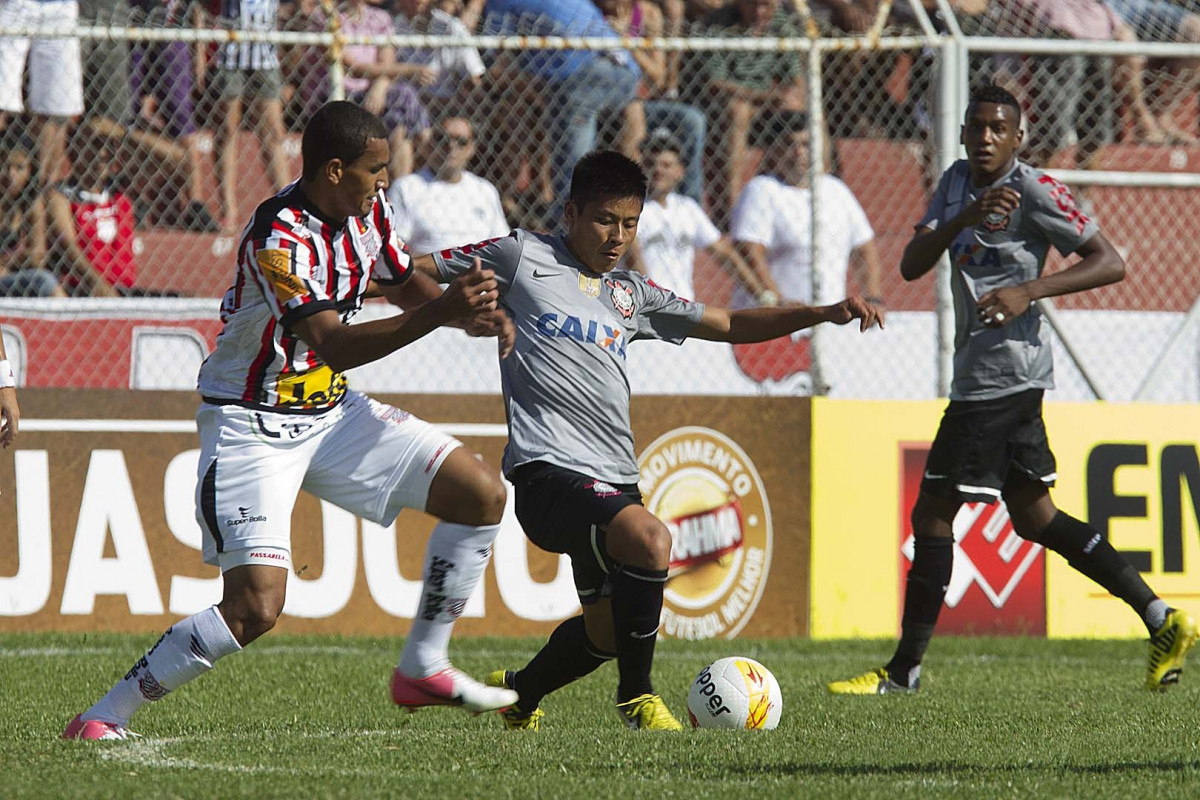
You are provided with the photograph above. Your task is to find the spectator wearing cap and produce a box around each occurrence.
[628,133,762,303]
[730,110,880,310]
[386,113,509,253]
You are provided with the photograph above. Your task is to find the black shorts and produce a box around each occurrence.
[510,461,643,605]
[921,388,1057,504]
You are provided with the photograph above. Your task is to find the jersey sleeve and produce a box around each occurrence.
[247,222,335,330]
[432,229,522,292]
[916,167,951,232]
[628,271,706,344]
[1023,172,1100,255]
[730,178,775,246]
[688,198,722,250]
[371,192,414,286]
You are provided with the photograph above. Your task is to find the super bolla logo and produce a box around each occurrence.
[638,427,773,640]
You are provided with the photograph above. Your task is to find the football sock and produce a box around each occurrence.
[511,615,614,713]
[887,536,953,684]
[398,522,499,678]
[1036,511,1158,633]
[83,605,241,726]
[1145,599,1170,632]
[611,563,668,703]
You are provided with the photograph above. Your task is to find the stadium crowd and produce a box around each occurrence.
[1,0,1199,300]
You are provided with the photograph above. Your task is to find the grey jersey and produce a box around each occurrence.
[919,159,1100,401]
[434,229,706,482]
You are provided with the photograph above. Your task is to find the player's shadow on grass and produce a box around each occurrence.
[717,759,1200,778]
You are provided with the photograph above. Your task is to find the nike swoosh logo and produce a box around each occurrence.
[923,472,948,480]
[532,269,554,278]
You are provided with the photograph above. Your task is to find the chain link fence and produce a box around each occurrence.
[2,1,1200,400]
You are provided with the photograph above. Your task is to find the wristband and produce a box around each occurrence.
[864,295,884,305]
[0,360,14,389]
[757,290,780,307]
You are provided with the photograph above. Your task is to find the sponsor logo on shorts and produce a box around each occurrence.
[638,427,772,640]
[248,551,288,562]
[586,480,621,497]
[226,505,268,527]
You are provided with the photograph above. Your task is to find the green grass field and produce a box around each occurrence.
[3,632,1198,799]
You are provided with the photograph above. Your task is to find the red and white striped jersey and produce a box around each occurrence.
[197,183,411,413]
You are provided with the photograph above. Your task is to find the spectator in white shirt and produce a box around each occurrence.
[386,113,509,254]
[628,132,762,302]
[730,109,881,310]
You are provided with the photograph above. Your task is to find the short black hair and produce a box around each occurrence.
[568,150,647,209]
[302,101,389,180]
[967,83,1022,125]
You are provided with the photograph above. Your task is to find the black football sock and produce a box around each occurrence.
[611,563,668,703]
[1036,511,1158,633]
[887,536,954,685]
[511,615,613,713]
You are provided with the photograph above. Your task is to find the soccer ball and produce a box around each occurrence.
[687,656,782,730]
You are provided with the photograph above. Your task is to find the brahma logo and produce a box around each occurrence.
[638,427,772,640]
[899,446,1045,634]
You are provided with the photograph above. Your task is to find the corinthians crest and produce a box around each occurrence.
[605,279,635,319]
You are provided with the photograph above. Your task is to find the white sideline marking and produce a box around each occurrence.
[100,731,400,778]
[21,419,508,437]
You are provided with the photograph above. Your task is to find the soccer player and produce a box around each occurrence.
[63,101,519,741]
[410,150,883,730]
[828,84,1197,697]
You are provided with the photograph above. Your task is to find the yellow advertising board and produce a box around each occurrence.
[811,398,1200,640]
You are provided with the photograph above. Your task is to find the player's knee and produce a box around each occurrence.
[219,591,284,646]
[469,472,507,526]
[630,519,672,570]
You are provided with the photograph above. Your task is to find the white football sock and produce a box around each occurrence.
[398,522,499,678]
[83,605,242,725]
[1145,598,1170,631]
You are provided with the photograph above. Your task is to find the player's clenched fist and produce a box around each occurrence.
[440,257,499,319]
[960,186,1021,227]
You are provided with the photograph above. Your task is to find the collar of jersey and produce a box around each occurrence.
[289,184,347,229]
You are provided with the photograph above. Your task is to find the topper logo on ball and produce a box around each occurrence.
[637,427,773,640]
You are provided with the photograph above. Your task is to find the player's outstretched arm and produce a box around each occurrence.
[689,297,884,344]
[291,263,500,371]
[976,232,1124,328]
[901,187,1021,281]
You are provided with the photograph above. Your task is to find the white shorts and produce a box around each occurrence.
[0,0,85,116]
[194,390,461,568]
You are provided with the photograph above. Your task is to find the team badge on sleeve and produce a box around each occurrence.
[606,279,636,319]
